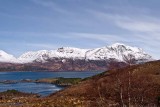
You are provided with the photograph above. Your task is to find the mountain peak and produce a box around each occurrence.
[17,44,152,63]
[0,44,153,64]
[0,50,17,63]
[109,43,126,47]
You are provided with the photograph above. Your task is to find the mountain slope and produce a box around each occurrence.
[47,60,160,106]
[17,43,153,64]
[18,47,88,63]
[0,50,17,63]
[0,43,154,71]
[86,43,152,62]
[18,50,50,63]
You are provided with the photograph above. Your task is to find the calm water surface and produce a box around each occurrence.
[0,71,103,96]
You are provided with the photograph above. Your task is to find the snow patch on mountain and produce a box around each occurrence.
[86,43,152,62]
[51,47,88,59]
[18,50,50,63]
[0,50,17,63]
[0,43,153,64]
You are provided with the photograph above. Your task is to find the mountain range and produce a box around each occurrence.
[0,43,153,71]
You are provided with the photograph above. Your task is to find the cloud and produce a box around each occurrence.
[26,43,59,50]
[30,0,71,15]
[0,31,58,38]
[86,9,160,59]
[67,32,129,43]
[0,30,127,42]
[116,19,160,33]
[89,8,160,34]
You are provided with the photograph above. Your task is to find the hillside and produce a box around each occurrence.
[1,60,159,107]
[46,60,160,107]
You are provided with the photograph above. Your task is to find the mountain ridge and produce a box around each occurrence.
[0,43,153,64]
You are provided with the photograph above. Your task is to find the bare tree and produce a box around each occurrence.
[123,54,136,65]
[123,54,137,107]
[116,76,125,107]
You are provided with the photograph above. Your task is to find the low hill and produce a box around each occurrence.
[47,60,160,107]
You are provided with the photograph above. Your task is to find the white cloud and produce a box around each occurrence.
[87,9,160,59]
[0,31,128,43]
[31,0,71,15]
[67,32,129,43]
[116,21,160,32]
[26,43,59,50]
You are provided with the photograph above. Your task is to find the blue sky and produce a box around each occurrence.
[0,0,160,59]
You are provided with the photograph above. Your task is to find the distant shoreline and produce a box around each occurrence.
[0,77,83,86]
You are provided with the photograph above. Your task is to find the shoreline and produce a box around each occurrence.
[0,77,82,85]
[0,77,83,97]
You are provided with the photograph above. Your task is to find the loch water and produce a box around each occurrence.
[0,71,103,96]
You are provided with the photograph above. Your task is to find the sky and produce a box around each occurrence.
[0,0,160,59]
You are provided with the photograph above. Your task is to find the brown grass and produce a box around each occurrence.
[0,60,160,107]
[49,60,160,107]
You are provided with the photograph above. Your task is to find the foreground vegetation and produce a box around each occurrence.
[36,77,82,86]
[0,61,160,107]
[0,77,82,86]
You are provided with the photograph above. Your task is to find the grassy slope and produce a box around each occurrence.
[0,61,160,107]
[48,60,160,107]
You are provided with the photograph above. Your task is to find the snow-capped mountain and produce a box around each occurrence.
[0,50,17,63]
[18,50,51,63]
[17,43,153,63]
[86,43,152,62]
[0,43,153,64]
[18,47,88,63]
[0,43,154,71]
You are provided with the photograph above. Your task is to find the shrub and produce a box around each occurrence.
[158,96,160,105]
[6,89,19,94]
